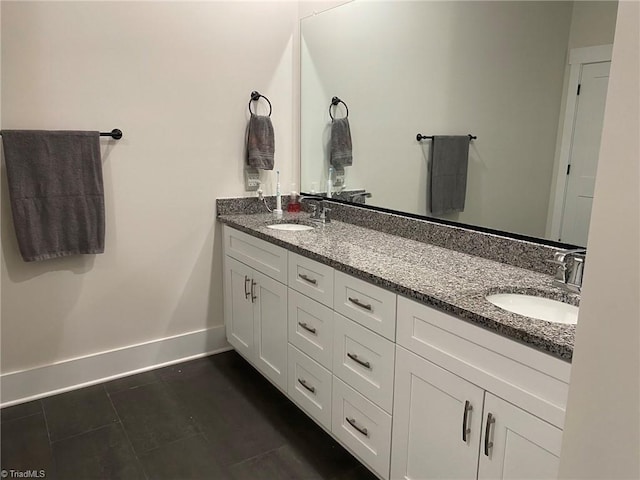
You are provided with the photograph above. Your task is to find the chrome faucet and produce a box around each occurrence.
[547,248,586,293]
[300,195,332,224]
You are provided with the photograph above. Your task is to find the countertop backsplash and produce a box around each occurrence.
[217,195,560,275]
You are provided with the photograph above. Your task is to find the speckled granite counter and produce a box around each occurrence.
[218,212,578,361]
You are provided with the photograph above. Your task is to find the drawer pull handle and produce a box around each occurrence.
[244,276,252,299]
[484,413,495,456]
[347,352,371,369]
[251,279,257,303]
[346,417,369,437]
[348,297,372,311]
[298,322,317,335]
[297,378,316,394]
[299,273,318,285]
[462,400,472,443]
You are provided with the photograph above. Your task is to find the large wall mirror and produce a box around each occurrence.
[300,0,618,247]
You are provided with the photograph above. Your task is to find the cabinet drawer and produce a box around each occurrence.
[288,252,334,308]
[334,271,397,341]
[333,314,395,413]
[288,344,332,431]
[332,376,392,479]
[223,225,287,283]
[288,289,334,370]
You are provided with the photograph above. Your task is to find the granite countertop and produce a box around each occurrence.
[218,212,578,361]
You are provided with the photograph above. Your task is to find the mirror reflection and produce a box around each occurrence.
[300,1,618,246]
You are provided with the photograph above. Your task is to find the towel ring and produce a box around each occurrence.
[249,91,272,117]
[329,96,349,121]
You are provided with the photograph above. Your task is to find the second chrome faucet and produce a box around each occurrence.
[548,248,586,293]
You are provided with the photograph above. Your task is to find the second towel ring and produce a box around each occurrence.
[329,96,349,121]
[249,91,272,117]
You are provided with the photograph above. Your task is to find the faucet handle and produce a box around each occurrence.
[567,255,585,290]
[309,204,318,218]
[321,207,332,223]
[547,252,568,283]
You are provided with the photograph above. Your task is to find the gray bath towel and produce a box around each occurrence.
[330,117,353,167]
[429,135,470,215]
[246,114,274,170]
[1,130,105,262]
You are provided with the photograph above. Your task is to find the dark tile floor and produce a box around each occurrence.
[1,351,377,480]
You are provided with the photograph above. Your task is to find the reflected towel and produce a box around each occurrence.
[330,117,353,167]
[246,114,274,170]
[429,135,470,215]
[1,130,105,261]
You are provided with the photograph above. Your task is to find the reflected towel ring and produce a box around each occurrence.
[329,96,349,121]
[249,91,272,117]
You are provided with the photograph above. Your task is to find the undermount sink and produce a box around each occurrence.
[485,293,578,325]
[266,223,315,232]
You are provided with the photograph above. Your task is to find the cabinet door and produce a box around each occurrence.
[253,269,288,391]
[224,256,255,361]
[391,346,484,480]
[478,393,562,480]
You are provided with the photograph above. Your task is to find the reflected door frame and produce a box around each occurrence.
[547,44,613,244]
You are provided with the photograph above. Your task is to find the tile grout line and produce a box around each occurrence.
[40,399,58,478]
[135,431,203,457]
[226,443,288,470]
[104,384,150,480]
[0,410,43,425]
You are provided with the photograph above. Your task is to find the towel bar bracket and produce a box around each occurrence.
[100,129,122,140]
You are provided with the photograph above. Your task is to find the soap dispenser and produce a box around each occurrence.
[287,184,301,213]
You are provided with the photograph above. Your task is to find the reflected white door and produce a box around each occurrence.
[560,61,610,246]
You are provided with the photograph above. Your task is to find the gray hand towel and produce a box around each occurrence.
[246,114,274,170]
[1,130,105,262]
[429,135,470,215]
[330,117,353,167]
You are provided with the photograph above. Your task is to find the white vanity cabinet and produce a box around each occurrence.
[222,224,570,480]
[223,226,288,391]
[391,296,569,480]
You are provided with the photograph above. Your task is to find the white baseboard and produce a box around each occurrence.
[0,326,231,407]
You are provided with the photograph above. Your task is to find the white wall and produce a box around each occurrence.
[568,0,619,49]
[301,1,573,238]
[559,1,639,477]
[1,2,298,378]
